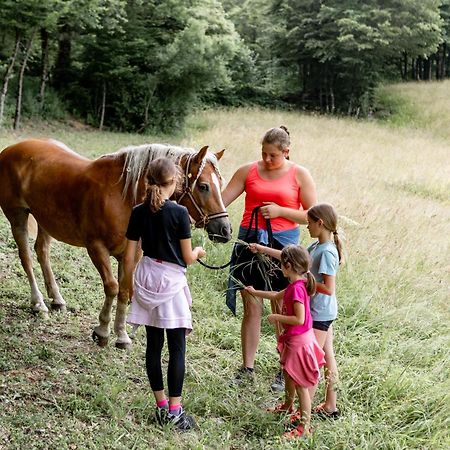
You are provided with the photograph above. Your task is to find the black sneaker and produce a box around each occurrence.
[167,408,197,431]
[155,406,169,426]
[270,370,285,392]
[231,366,255,385]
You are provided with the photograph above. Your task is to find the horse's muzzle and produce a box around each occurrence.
[206,218,232,243]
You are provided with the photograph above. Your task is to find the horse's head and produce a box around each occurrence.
[177,146,232,243]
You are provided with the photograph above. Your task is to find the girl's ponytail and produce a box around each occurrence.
[144,158,179,213]
[333,230,345,265]
[305,271,316,296]
[145,183,165,213]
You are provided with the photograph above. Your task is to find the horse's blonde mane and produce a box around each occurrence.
[102,143,222,202]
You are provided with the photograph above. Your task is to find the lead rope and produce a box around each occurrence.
[197,206,270,271]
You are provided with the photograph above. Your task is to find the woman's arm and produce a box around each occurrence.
[245,285,284,301]
[122,239,139,299]
[268,301,305,326]
[260,165,317,224]
[315,273,335,296]
[180,238,206,265]
[221,163,252,207]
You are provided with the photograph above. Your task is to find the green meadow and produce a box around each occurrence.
[0,81,449,449]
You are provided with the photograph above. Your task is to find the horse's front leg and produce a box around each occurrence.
[115,242,142,343]
[114,256,133,349]
[87,242,130,349]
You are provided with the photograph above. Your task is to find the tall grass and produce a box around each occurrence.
[375,79,450,140]
[0,82,449,449]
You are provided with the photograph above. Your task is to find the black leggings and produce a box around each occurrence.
[145,326,186,398]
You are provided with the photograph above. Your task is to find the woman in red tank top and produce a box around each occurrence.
[221,126,317,390]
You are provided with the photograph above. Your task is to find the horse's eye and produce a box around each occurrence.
[198,183,209,192]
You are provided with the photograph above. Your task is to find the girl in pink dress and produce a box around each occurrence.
[245,245,325,438]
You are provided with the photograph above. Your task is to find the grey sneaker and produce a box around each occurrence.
[231,366,255,385]
[155,406,169,426]
[167,408,197,431]
[270,370,285,392]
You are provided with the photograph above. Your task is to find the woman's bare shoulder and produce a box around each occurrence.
[293,163,314,180]
[233,161,255,177]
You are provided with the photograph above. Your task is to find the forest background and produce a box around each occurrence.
[1,0,450,133]
[1,1,450,449]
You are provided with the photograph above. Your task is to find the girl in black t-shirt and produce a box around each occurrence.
[123,157,205,431]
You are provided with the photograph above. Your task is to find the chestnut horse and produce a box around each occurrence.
[0,139,231,348]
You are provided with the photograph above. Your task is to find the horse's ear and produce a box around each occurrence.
[215,149,225,161]
[194,145,209,163]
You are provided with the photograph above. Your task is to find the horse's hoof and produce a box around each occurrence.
[92,330,108,347]
[115,341,132,350]
[51,303,66,313]
[32,308,49,319]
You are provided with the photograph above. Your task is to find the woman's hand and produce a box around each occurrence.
[261,202,281,219]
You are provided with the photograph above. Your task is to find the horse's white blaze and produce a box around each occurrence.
[211,172,226,211]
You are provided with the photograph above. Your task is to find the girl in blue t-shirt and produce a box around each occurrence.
[306,203,344,419]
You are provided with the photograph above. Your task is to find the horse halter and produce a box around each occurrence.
[176,153,228,228]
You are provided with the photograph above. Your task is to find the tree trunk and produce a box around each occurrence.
[53,23,72,90]
[38,28,50,111]
[402,51,407,79]
[415,58,421,80]
[441,42,449,78]
[0,28,21,127]
[423,58,431,80]
[436,47,440,80]
[14,30,36,130]
[329,84,335,114]
[99,81,106,130]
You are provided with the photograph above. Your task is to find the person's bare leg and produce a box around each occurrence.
[323,325,338,412]
[284,372,296,408]
[270,297,283,339]
[153,390,167,403]
[168,396,182,407]
[241,290,263,368]
[295,385,312,432]
[309,328,327,401]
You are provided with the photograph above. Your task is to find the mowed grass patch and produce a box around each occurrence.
[1,89,450,448]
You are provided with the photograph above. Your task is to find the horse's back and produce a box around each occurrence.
[0,139,94,244]
[0,139,86,207]
[0,139,88,166]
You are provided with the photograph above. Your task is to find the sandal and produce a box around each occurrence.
[266,403,294,414]
[289,408,303,425]
[313,402,340,419]
[283,424,313,439]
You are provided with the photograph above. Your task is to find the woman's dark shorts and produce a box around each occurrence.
[313,320,334,331]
